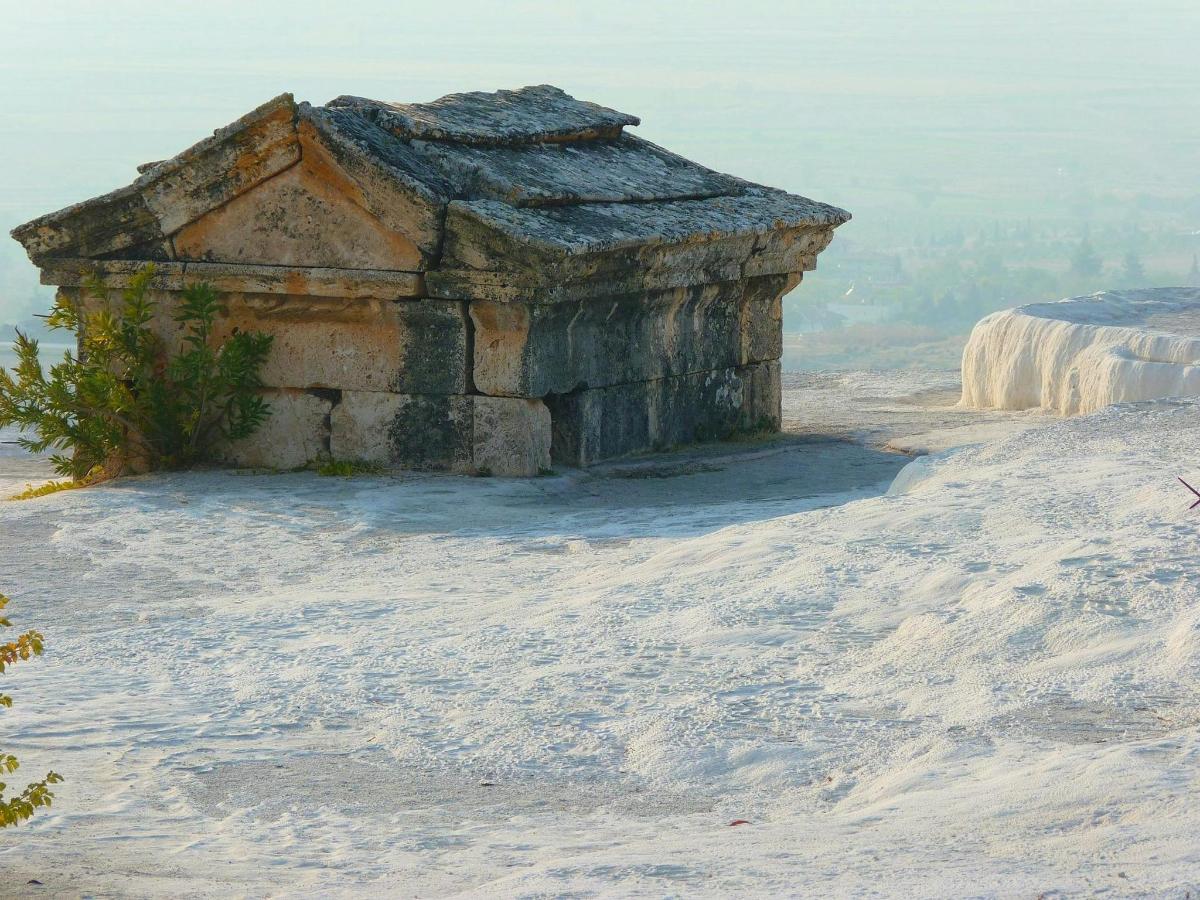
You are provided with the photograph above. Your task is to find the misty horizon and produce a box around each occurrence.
[3,0,1198,367]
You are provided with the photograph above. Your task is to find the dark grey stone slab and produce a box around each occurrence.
[545,361,781,467]
[430,190,847,301]
[409,134,743,207]
[443,188,848,260]
[328,85,639,145]
[301,104,452,199]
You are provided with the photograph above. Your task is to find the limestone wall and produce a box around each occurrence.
[50,257,791,476]
[58,276,546,477]
[468,274,788,397]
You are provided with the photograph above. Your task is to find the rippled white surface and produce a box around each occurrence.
[2,377,1199,895]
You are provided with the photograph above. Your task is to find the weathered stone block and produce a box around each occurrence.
[469,275,789,397]
[739,274,791,365]
[742,358,783,428]
[214,388,331,469]
[208,296,468,394]
[144,95,300,235]
[177,263,425,300]
[472,396,551,476]
[39,259,425,300]
[13,189,163,266]
[332,391,472,471]
[743,226,836,279]
[328,390,400,465]
[545,360,781,467]
[331,391,550,476]
[429,191,848,302]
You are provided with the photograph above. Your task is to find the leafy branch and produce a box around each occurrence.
[0,592,62,827]
[0,264,273,482]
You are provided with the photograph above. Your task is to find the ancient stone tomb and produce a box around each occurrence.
[12,86,849,475]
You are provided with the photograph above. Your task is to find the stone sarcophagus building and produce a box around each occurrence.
[12,86,849,475]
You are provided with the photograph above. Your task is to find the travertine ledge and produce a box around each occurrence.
[961,288,1200,416]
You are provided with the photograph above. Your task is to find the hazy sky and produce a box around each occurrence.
[2,0,1198,322]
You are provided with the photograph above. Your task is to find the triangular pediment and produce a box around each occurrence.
[11,95,447,271]
[172,151,422,270]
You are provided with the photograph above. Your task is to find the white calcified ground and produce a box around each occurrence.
[2,371,1199,898]
[961,287,1200,415]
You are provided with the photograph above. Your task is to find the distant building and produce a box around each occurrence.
[12,86,847,474]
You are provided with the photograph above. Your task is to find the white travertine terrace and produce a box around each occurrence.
[961,287,1200,415]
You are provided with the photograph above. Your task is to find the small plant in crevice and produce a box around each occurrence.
[0,591,62,827]
[0,264,273,483]
[693,416,781,445]
[726,416,782,444]
[315,459,384,477]
[8,479,89,502]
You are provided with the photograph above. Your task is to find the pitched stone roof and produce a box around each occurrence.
[11,85,850,288]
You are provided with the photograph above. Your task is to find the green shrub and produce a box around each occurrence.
[0,264,273,481]
[0,592,62,827]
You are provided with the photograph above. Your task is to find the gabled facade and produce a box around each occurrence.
[12,86,849,475]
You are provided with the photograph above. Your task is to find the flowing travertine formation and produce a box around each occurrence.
[11,86,849,474]
[961,287,1200,415]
